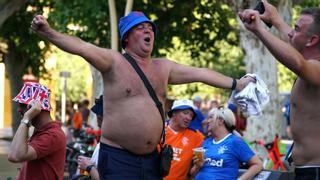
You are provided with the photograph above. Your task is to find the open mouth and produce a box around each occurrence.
[144,37,150,43]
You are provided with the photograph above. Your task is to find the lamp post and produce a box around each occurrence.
[59,71,70,124]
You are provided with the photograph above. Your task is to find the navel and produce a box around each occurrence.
[126,88,132,96]
[146,141,152,145]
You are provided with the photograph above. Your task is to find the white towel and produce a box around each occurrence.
[229,74,269,116]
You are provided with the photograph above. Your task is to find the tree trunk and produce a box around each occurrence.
[234,0,293,143]
[4,40,27,134]
[90,0,134,104]
[0,0,26,28]
[108,0,118,50]
[124,0,134,15]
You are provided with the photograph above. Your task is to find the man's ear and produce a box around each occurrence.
[306,35,320,47]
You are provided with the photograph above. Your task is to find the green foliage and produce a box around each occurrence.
[138,1,245,100]
[277,1,320,94]
[46,48,92,102]
[277,63,296,93]
[0,1,52,77]
[46,0,246,101]
[49,0,125,48]
[297,0,320,7]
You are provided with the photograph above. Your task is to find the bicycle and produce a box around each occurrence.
[248,135,290,171]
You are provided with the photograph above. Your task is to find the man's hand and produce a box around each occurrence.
[78,155,93,170]
[236,75,256,91]
[31,15,51,36]
[23,100,41,121]
[238,9,264,32]
[259,0,280,26]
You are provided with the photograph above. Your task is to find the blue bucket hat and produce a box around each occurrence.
[167,99,197,119]
[119,11,156,49]
[91,95,103,117]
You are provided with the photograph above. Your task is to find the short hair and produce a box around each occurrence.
[208,107,236,132]
[82,99,89,106]
[301,8,320,37]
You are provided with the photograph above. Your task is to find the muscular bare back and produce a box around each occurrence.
[290,77,320,165]
[99,53,170,154]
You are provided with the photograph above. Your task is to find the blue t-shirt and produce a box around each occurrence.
[195,134,254,180]
[189,109,205,134]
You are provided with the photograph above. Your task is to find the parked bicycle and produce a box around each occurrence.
[248,135,290,171]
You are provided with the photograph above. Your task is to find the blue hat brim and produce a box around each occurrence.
[167,105,197,119]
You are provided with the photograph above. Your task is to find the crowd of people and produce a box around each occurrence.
[7,0,320,179]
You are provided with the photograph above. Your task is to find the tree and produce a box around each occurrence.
[0,1,53,133]
[137,1,246,100]
[49,1,246,101]
[0,0,26,28]
[223,0,294,143]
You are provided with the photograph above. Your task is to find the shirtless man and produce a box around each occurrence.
[239,1,320,179]
[31,11,253,179]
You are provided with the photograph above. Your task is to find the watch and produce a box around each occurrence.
[21,119,31,127]
[86,164,95,172]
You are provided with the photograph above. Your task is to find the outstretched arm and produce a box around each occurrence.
[31,15,114,73]
[239,9,320,86]
[167,61,253,91]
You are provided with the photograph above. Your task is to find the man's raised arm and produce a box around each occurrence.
[260,0,293,35]
[31,15,114,73]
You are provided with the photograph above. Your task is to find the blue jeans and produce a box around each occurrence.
[295,167,320,180]
[98,142,162,180]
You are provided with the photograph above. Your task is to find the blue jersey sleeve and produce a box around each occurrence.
[233,137,255,163]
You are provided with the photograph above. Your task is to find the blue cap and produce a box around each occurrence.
[91,95,103,117]
[119,11,156,49]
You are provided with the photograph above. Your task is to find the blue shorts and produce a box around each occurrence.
[98,142,162,180]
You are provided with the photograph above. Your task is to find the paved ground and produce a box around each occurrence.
[0,128,21,179]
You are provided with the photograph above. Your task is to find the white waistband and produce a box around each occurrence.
[296,165,320,168]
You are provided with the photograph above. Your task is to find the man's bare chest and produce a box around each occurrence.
[291,78,320,110]
[105,63,167,99]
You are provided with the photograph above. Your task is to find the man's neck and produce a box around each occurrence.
[125,49,152,62]
[303,49,320,61]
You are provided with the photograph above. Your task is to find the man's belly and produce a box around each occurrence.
[100,116,163,155]
[292,132,320,166]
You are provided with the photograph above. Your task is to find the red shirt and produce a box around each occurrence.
[18,121,66,180]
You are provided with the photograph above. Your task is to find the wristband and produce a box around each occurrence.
[86,164,95,172]
[231,78,237,90]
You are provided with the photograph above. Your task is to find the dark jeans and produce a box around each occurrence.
[98,142,162,180]
[295,167,320,180]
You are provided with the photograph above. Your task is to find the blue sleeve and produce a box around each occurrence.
[233,138,255,163]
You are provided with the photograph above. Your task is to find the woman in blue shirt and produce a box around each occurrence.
[191,107,262,180]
